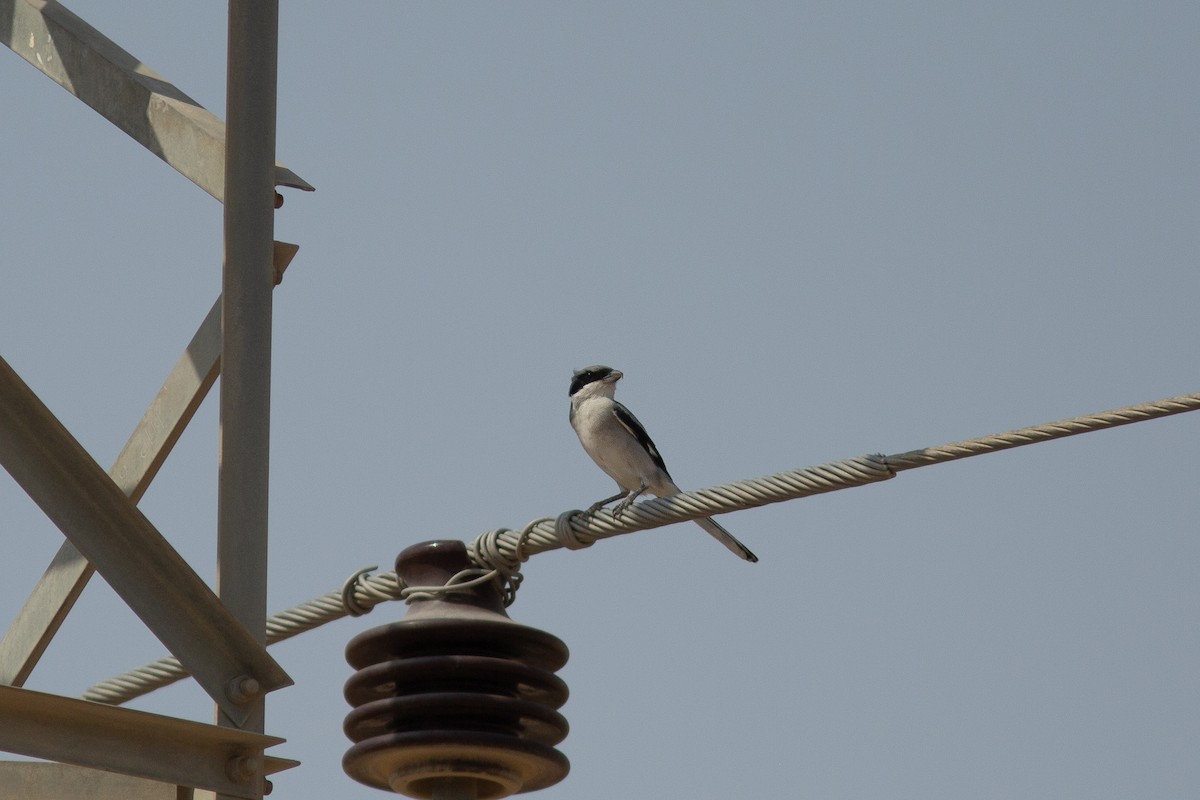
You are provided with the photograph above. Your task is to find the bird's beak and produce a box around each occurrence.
[606,370,623,383]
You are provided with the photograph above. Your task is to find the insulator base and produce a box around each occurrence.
[345,734,568,800]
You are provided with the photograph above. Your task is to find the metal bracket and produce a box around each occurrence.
[0,0,313,200]
[0,685,296,799]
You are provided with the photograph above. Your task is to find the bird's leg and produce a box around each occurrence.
[584,490,628,518]
[612,483,648,518]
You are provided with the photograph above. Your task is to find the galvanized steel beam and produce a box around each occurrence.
[215,5,281,796]
[0,243,298,688]
[0,299,219,688]
[0,357,291,725]
[218,0,280,660]
[0,685,294,799]
[0,0,313,201]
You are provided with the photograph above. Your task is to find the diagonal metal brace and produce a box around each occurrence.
[0,684,295,799]
[0,357,291,725]
[0,243,298,689]
[0,0,313,201]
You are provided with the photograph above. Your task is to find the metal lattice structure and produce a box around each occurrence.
[0,0,311,797]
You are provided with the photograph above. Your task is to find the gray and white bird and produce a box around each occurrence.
[568,365,758,562]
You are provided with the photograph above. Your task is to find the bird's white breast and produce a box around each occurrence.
[571,396,649,490]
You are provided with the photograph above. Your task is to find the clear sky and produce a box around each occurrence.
[2,2,1197,798]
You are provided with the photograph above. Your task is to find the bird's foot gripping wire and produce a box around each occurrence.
[582,501,607,520]
[583,490,625,520]
[611,483,647,519]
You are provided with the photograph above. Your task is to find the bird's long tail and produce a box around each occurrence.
[693,516,758,563]
[657,479,758,562]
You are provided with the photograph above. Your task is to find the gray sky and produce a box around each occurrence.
[2,2,1198,798]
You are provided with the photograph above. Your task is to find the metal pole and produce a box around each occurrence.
[218,0,279,795]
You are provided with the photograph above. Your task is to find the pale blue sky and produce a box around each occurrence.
[2,2,1198,798]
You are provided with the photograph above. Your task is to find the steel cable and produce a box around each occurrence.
[82,391,1200,705]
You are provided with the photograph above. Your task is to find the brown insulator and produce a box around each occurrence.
[343,540,569,799]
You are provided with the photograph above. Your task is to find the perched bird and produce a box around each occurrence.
[568,365,758,562]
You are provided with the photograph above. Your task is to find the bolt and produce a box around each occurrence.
[226,755,262,783]
[227,674,261,704]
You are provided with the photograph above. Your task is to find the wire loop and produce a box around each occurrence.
[340,565,379,617]
[463,517,549,606]
[556,510,594,550]
[401,568,499,602]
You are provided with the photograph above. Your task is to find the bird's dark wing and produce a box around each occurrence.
[612,401,671,478]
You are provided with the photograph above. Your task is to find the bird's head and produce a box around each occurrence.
[569,365,623,398]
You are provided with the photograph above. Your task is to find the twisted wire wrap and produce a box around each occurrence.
[401,568,504,603]
[82,391,1200,706]
[340,566,379,617]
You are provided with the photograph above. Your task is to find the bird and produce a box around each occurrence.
[568,365,758,562]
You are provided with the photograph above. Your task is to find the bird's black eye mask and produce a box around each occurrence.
[569,366,612,396]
